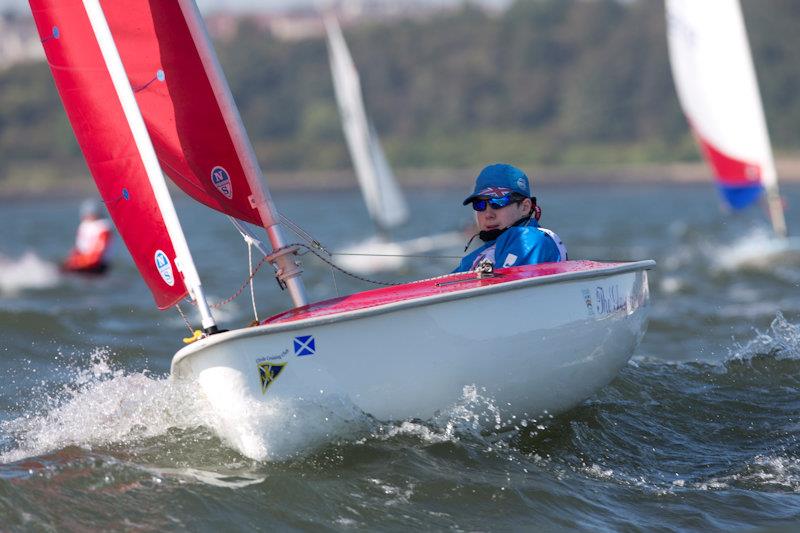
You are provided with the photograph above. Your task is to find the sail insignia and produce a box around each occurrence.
[154,250,176,287]
[211,166,234,199]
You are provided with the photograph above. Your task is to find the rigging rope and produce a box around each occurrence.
[329,251,462,259]
[187,212,466,315]
[175,303,195,334]
[245,233,259,322]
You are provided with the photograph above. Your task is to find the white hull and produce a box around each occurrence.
[172,261,653,422]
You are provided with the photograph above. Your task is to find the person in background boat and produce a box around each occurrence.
[454,163,567,273]
[61,199,114,274]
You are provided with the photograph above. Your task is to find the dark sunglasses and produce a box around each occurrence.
[471,195,522,212]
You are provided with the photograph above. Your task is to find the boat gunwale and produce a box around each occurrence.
[172,259,655,366]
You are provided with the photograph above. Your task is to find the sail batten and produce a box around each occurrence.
[666,0,786,236]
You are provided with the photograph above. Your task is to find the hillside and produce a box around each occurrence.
[1,0,798,195]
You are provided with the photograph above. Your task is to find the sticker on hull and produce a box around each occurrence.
[293,335,316,356]
[258,361,286,393]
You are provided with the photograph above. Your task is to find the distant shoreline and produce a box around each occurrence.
[3,159,800,200]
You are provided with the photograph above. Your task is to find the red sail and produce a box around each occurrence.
[30,0,188,309]
[101,1,264,226]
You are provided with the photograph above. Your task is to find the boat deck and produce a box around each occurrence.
[263,260,625,325]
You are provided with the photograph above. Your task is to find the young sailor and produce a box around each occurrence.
[61,199,114,274]
[454,163,567,273]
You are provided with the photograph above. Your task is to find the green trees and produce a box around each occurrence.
[1,0,798,187]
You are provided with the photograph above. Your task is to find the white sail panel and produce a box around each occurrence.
[324,15,409,231]
[666,0,777,191]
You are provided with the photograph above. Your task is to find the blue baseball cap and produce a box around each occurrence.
[462,163,532,205]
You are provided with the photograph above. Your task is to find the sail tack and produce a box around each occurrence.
[666,0,779,214]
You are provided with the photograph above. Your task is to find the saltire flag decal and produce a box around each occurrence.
[293,335,316,356]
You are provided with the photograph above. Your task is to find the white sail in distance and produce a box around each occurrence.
[324,14,409,232]
[666,0,786,236]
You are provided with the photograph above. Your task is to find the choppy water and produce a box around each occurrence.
[2,183,800,531]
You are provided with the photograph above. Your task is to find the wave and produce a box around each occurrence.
[0,349,372,464]
[0,346,531,468]
[0,251,60,295]
[4,311,800,494]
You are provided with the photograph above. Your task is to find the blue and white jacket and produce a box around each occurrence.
[453,221,566,273]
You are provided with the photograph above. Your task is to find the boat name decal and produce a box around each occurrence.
[211,166,233,199]
[256,348,288,363]
[257,361,286,393]
[154,250,175,286]
[294,335,316,357]
[594,284,626,316]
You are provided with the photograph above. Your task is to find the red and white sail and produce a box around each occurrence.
[31,0,189,309]
[666,0,786,236]
[31,0,307,311]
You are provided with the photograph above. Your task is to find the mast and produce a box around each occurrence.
[178,0,308,307]
[83,0,218,332]
[763,167,787,238]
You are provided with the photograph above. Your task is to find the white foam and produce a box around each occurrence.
[730,312,800,361]
[659,276,685,294]
[689,456,800,492]
[204,390,372,462]
[0,349,209,463]
[1,358,567,466]
[0,348,373,464]
[0,251,60,295]
[711,227,800,272]
[745,455,800,490]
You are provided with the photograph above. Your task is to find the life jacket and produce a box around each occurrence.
[537,227,568,261]
[75,218,112,261]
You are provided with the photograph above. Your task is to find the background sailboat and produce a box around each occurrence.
[666,0,800,262]
[323,14,464,274]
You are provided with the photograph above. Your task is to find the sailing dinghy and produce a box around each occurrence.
[666,0,800,260]
[32,0,654,425]
[323,14,463,274]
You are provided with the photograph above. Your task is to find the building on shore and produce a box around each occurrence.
[0,12,42,71]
